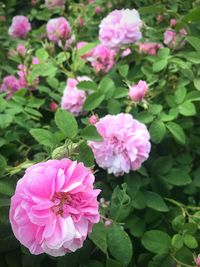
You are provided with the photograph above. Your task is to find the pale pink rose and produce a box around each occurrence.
[128,80,148,102]
[10,159,100,256]
[104,220,112,227]
[50,102,58,111]
[79,17,85,27]
[195,255,200,266]
[61,76,91,116]
[89,44,116,73]
[164,28,187,49]
[156,14,164,23]
[31,0,37,5]
[46,17,71,43]
[8,16,31,38]
[0,75,20,99]
[89,115,99,125]
[88,0,94,3]
[138,42,162,56]
[88,113,151,176]
[121,48,131,58]
[99,9,142,49]
[95,6,102,14]
[45,0,65,9]
[16,44,26,56]
[170,18,177,27]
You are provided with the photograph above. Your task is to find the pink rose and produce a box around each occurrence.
[156,14,164,23]
[0,75,20,99]
[16,44,26,56]
[50,102,58,111]
[195,255,200,266]
[10,159,100,256]
[46,17,71,43]
[89,115,99,125]
[88,113,151,176]
[170,18,177,27]
[164,28,187,49]
[138,42,162,56]
[45,0,65,9]
[89,44,116,73]
[121,48,131,58]
[128,80,148,102]
[99,9,142,49]
[8,16,31,38]
[95,6,102,14]
[61,76,91,116]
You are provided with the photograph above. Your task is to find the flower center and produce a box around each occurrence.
[51,192,72,216]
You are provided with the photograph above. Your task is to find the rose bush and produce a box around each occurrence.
[0,0,200,267]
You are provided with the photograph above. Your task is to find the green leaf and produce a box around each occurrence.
[0,155,7,175]
[0,182,14,196]
[184,234,198,249]
[125,216,145,238]
[77,42,96,56]
[118,64,129,77]
[106,259,123,267]
[107,224,133,266]
[187,36,200,52]
[98,77,115,99]
[151,156,173,176]
[164,168,192,186]
[142,230,171,254]
[76,142,94,167]
[153,59,168,72]
[107,99,121,115]
[178,101,196,116]
[166,122,186,144]
[114,87,128,99]
[0,97,7,112]
[77,81,97,91]
[183,7,200,22]
[35,48,49,62]
[144,191,169,212]
[30,128,57,148]
[193,79,200,91]
[157,48,170,58]
[84,93,105,111]
[80,125,102,141]
[110,184,132,222]
[172,234,183,249]
[139,5,165,14]
[0,114,13,129]
[47,77,59,89]
[89,222,107,254]
[136,111,154,124]
[175,87,186,104]
[150,120,166,144]
[55,109,78,139]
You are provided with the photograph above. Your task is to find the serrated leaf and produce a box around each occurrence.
[144,191,169,212]
[84,93,105,111]
[89,222,107,254]
[30,129,57,148]
[166,122,186,144]
[80,125,102,141]
[150,120,166,144]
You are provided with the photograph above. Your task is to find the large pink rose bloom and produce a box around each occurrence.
[46,17,71,43]
[88,113,151,176]
[61,76,91,116]
[8,16,31,38]
[99,9,142,49]
[10,159,100,256]
[45,0,65,9]
[0,75,20,99]
[128,80,148,102]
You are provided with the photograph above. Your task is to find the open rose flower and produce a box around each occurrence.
[88,113,151,176]
[99,9,142,49]
[164,28,187,49]
[8,16,31,38]
[61,76,91,116]
[46,17,71,43]
[10,159,100,256]
[0,75,20,99]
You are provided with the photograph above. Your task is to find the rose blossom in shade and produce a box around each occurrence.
[170,18,177,27]
[128,80,148,102]
[9,159,100,256]
[138,42,162,56]
[99,9,142,49]
[195,255,200,266]
[95,6,102,14]
[89,44,116,73]
[46,17,71,43]
[61,76,91,116]
[164,28,187,49]
[88,113,151,176]
[156,14,164,23]
[0,75,20,98]
[8,16,31,38]
[16,44,26,56]
[45,0,65,9]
